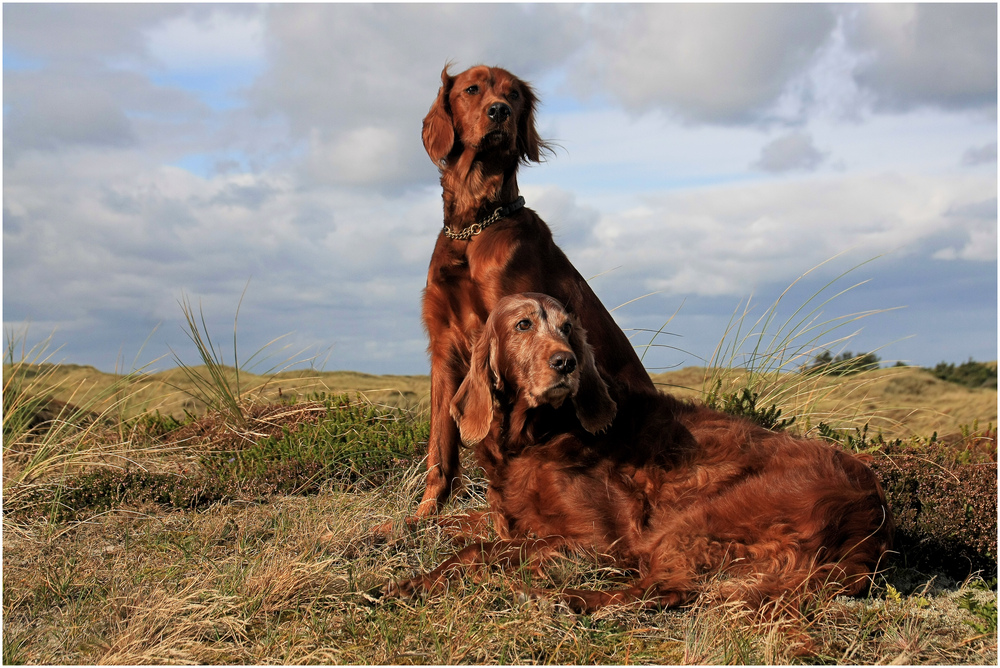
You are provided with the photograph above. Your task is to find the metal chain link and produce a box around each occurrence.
[442,197,524,241]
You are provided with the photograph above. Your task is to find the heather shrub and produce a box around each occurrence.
[868,430,997,580]
[816,419,996,579]
[705,380,795,431]
[197,393,424,492]
[14,468,231,522]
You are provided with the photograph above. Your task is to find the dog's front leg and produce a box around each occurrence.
[415,344,466,519]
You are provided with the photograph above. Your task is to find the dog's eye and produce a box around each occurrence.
[509,90,520,101]
[465,85,479,95]
[516,319,532,331]
[560,322,572,336]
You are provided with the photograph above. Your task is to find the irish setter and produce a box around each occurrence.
[410,65,655,523]
[385,293,893,612]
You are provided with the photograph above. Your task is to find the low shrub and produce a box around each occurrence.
[958,584,999,634]
[13,468,231,522]
[128,410,191,440]
[869,433,997,580]
[805,350,881,376]
[198,394,426,492]
[7,395,427,523]
[705,381,795,431]
[817,420,996,579]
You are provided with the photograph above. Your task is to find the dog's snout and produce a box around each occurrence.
[488,102,512,123]
[549,351,577,376]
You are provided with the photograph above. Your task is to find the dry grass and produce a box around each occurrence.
[4,455,996,665]
[2,363,432,420]
[3,362,997,665]
[650,365,997,441]
[7,362,996,441]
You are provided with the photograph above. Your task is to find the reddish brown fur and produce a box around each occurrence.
[386,294,894,613]
[412,65,655,520]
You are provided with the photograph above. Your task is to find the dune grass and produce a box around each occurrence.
[4,450,996,664]
[9,360,993,444]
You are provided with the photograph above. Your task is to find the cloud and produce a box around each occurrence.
[752,132,828,173]
[563,4,996,125]
[3,66,208,160]
[143,8,265,73]
[2,141,442,328]
[2,4,181,64]
[569,4,837,123]
[3,69,138,154]
[302,126,425,190]
[932,197,998,261]
[567,172,997,297]
[521,184,602,250]
[846,4,998,112]
[3,4,995,373]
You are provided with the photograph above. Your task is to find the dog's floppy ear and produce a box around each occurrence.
[515,79,550,165]
[450,323,498,446]
[422,67,456,166]
[568,321,617,434]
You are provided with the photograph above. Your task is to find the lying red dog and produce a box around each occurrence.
[385,293,893,612]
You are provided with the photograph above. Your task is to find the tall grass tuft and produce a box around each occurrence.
[171,291,254,428]
[2,328,158,525]
[169,286,316,429]
[693,256,904,435]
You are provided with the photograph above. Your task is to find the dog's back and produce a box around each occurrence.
[484,393,893,608]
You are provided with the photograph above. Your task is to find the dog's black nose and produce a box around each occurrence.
[487,102,512,123]
[549,351,577,376]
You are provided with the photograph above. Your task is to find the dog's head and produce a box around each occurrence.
[422,65,548,170]
[450,293,617,446]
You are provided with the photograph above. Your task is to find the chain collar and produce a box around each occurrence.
[442,196,525,241]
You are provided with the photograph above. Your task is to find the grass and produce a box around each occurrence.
[3,284,997,664]
[1,329,177,520]
[3,364,996,664]
[4,463,996,664]
[701,275,906,438]
[6,363,996,444]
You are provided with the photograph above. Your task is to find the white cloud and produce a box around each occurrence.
[2,4,181,63]
[932,197,999,261]
[846,4,998,111]
[247,3,584,190]
[962,142,998,167]
[932,227,998,262]
[568,172,997,296]
[304,126,423,189]
[570,4,837,123]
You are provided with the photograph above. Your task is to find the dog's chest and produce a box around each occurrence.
[424,240,487,337]
[426,232,520,319]
[429,239,470,282]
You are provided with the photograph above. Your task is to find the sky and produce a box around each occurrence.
[3,3,997,376]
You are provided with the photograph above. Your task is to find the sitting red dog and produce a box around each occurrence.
[385,293,893,612]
